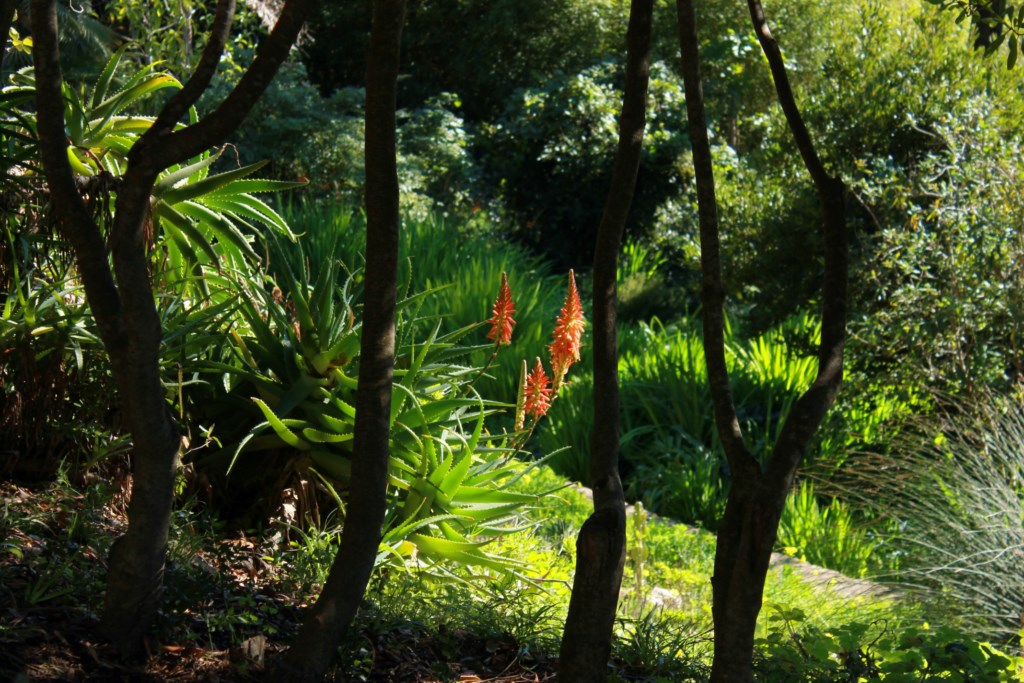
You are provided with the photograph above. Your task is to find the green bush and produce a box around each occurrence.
[756,609,1023,682]
[850,105,1024,395]
[276,203,565,403]
[478,60,690,269]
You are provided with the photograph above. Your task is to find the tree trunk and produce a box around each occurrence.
[275,1,406,680]
[675,1,848,680]
[0,0,18,67]
[559,0,652,679]
[31,0,310,656]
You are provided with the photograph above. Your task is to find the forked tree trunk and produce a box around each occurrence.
[31,0,311,656]
[559,0,652,679]
[675,1,848,680]
[274,1,406,680]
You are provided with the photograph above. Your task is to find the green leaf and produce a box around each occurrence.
[91,44,129,108]
[208,178,307,196]
[309,450,352,482]
[160,160,270,204]
[174,200,259,261]
[394,398,482,431]
[154,152,221,194]
[153,203,219,263]
[92,72,181,123]
[409,534,523,573]
[252,398,311,450]
[202,193,297,237]
[301,427,354,444]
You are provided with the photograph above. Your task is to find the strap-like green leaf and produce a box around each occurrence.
[91,45,129,108]
[154,151,221,194]
[201,194,296,237]
[208,178,307,196]
[153,203,219,263]
[160,160,269,204]
[252,398,311,451]
[174,200,258,261]
[92,72,181,123]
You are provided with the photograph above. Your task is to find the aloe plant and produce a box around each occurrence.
[209,235,540,578]
[3,48,303,273]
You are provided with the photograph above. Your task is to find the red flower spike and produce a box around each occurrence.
[523,357,552,420]
[549,269,586,390]
[486,272,516,346]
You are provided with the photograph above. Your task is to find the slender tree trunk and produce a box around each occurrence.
[31,0,310,656]
[675,1,848,680]
[275,2,406,680]
[0,0,18,67]
[559,0,652,679]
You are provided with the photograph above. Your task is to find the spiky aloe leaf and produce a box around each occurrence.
[252,398,311,451]
[173,200,258,261]
[201,193,297,238]
[154,152,221,194]
[90,44,129,108]
[153,203,218,263]
[309,450,351,481]
[409,534,524,573]
[159,160,271,205]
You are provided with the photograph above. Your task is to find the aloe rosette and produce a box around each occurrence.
[213,237,543,578]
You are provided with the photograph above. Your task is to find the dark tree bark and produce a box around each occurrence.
[559,0,652,679]
[0,0,17,67]
[274,1,406,680]
[30,0,312,657]
[675,1,848,681]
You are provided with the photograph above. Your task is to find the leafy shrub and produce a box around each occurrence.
[300,0,626,120]
[276,203,565,403]
[756,607,1023,682]
[0,50,298,474]
[187,226,587,578]
[478,60,690,269]
[850,105,1024,395]
[202,59,482,212]
[545,312,819,516]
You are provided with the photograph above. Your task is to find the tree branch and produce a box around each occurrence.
[589,0,653,510]
[676,0,758,478]
[151,0,237,131]
[29,0,126,348]
[132,0,313,174]
[745,0,848,492]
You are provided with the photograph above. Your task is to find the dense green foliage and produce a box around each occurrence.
[3,0,1024,677]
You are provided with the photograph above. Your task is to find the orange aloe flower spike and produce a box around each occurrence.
[486,272,517,346]
[549,269,586,390]
[523,357,552,420]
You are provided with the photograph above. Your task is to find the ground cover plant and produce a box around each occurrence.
[4,462,1022,680]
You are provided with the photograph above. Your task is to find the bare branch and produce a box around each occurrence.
[133,0,314,174]
[747,0,848,490]
[676,0,758,477]
[151,0,237,130]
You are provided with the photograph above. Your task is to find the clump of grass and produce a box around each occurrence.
[844,389,1024,643]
